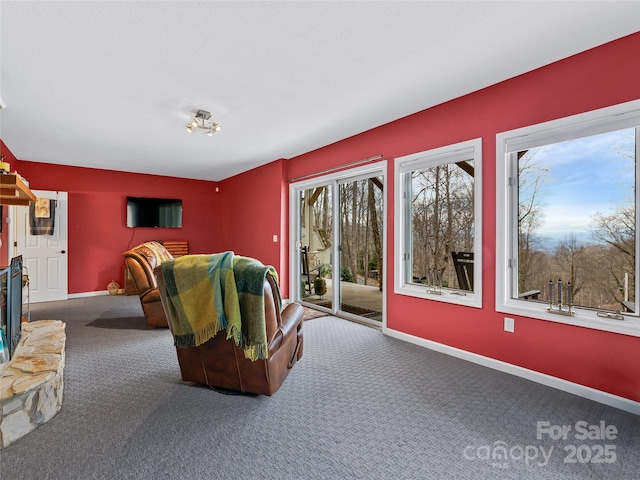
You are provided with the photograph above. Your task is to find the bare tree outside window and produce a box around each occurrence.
[516,128,636,312]
[409,161,475,290]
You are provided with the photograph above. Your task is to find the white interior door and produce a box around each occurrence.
[11,190,69,303]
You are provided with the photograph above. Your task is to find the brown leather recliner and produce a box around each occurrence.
[155,265,304,396]
[123,242,173,328]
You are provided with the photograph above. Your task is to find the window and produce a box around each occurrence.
[395,138,482,307]
[496,100,640,336]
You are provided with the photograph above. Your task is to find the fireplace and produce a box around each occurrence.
[0,255,23,361]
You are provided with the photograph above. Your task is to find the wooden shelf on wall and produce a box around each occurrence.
[0,173,37,206]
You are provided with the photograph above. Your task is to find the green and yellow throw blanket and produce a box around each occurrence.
[160,252,279,361]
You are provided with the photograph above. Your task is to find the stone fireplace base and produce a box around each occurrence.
[0,320,66,448]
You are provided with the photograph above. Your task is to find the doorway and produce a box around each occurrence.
[291,162,386,326]
[9,190,69,303]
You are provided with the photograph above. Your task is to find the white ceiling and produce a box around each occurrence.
[1,1,639,182]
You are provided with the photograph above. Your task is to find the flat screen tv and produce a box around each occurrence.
[126,197,183,228]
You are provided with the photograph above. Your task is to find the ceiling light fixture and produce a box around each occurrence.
[185,110,221,136]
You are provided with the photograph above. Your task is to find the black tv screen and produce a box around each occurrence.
[126,197,183,228]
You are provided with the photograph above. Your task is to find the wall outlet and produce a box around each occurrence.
[504,317,515,333]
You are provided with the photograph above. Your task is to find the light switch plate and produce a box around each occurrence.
[504,317,515,333]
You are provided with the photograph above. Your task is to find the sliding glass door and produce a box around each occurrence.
[291,162,386,325]
[338,174,384,321]
[298,184,334,312]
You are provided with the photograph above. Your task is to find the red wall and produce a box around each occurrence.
[216,158,290,297]
[8,160,218,294]
[284,32,640,401]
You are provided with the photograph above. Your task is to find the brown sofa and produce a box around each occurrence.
[156,263,304,396]
[123,242,173,328]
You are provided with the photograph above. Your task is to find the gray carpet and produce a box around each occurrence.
[2,295,639,479]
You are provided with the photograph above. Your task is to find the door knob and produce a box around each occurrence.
[60,250,66,254]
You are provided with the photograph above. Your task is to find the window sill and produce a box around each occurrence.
[396,283,482,309]
[497,299,640,337]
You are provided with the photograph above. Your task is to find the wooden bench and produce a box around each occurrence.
[160,240,189,257]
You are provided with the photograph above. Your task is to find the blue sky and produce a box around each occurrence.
[522,128,635,250]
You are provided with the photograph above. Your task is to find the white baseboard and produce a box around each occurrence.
[383,326,640,416]
[68,290,110,299]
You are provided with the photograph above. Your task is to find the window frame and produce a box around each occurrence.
[496,99,640,337]
[394,138,483,308]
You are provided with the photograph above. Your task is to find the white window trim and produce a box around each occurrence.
[496,99,640,337]
[394,138,482,308]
